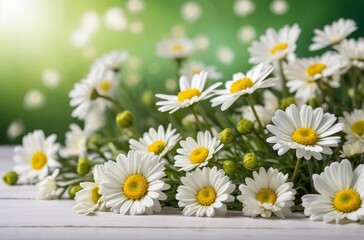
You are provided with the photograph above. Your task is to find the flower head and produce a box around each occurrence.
[61,124,88,158]
[267,104,344,160]
[339,109,364,143]
[92,50,128,72]
[302,159,364,223]
[36,169,59,200]
[157,37,195,60]
[334,38,364,69]
[180,60,222,80]
[340,142,364,159]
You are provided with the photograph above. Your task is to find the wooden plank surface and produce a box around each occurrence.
[0,146,363,240]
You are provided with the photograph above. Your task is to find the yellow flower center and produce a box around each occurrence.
[256,188,277,204]
[192,68,201,74]
[333,189,362,213]
[91,187,101,204]
[306,63,327,77]
[351,120,364,136]
[31,151,47,170]
[270,42,288,55]
[292,127,318,146]
[170,44,184,52]
[230,77,254,93]
[190,147,209,164]
[177,88,201,102]
[147,140,166,155]
[197,186,216,206]
[99,81,111,91]
[123,174,148,200]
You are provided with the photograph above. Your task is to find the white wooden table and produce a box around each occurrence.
[0,146,363,239]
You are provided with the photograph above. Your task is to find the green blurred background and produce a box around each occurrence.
[0,0,363,144]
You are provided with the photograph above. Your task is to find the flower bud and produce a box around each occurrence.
[77,156,91,176]
[219,128,235,144]
[280,97,295,111]
[237,119,253,134]
[223,160,237,176]
[308,98,319,109]
[87,133,102,149]
[68,184,82,199]
[142,91,155,109]
[243,153,258,170]
[116,110,133,128]
[3,171,18,185]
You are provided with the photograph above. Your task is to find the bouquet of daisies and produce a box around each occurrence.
[4,18,364,224]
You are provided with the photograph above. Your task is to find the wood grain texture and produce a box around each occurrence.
[0,146,363,240]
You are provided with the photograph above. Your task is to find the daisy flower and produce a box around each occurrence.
[61,124,88,157]
[248,24,301,64]
[92,50,128,72]
[285,52,343,103]
[334,38,364,69]
[99,151,170,215]
[129,124,180,158]
[13,130,60,183]
[237,167,296,218]
[180,60,222,80]
[156,37,195,60]
[174,131,223,171]
[309,18,358,51]
[266,104,344,160]
[339,109,364,143]
[73,164,106,215]
[340,142,364,159]
[302,159,364,223]
[69,66,118,120]
[211,63,277,111]
[176,167,235,217]
[36,169,59,200]
[156,71,221,113]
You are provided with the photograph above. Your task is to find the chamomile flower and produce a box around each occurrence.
[180,60,222,80]
[267,104,344,160]
[36,169,59,200]
[73,164,106,215]
[334,38,364,69]
[340,142,364,159]
[339,109,364,143]
[92,50,128,72]
[99,151,170,215]
[156,71,221,113]
[61,124,88,158]
[174,131,223,171]
[156,37,195,60]
[285,53,342,103]
[237,167,296,218]
[176,167,235,217]
[129,124,180,158]
[309,18,358,51]
[302,159,364,223]
[211,63,277,111]
[248,24,301,64]
[69,66,118,120]
[13,130,60,183]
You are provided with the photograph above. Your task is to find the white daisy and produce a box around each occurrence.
[174,131,223,171]
[99,151,170,215]
[339,109,364,143]
[13,130,60,183]
[61,124,88,158]
[211,63,277,111]
[340,142,364,159]
[176,167,235,217]
[180,60,222,80]
[309,18,358,51]
[36,169,59,200]
[181,2,201,22]
[335,38,364,70]
[104,7,128,31]
[69,66,118,120]
[285,52,343,103]
[267,104,344,160]
[156,71,221,113]
[156,37,195,60]
[129,124,180,158]
[7,120,25,140]
[92,50,128,72]
[237,167,296,218]
[302,159,364,223]
[73,164,106,215]
[248,24,301,64]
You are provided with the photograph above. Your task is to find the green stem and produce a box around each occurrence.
[98,94,124,111]
[245,95,265,134]
[307,160,314,192]
[190,106,204,131]
[196,104,213,134]
[278,59,289,97]
[291,157,302,182]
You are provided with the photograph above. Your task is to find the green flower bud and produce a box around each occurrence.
[142,91,155,109]
[280,97,296,111]
[3,171,18,185]
[87,133,102,149]
[237,119,253,134]
[68,185,82,199]
[77,156,91,176]
[243,153,258,170]
[219,128,235,144]
[308,98,319,109]
[116,110,133,128]
[223,160,237,176]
